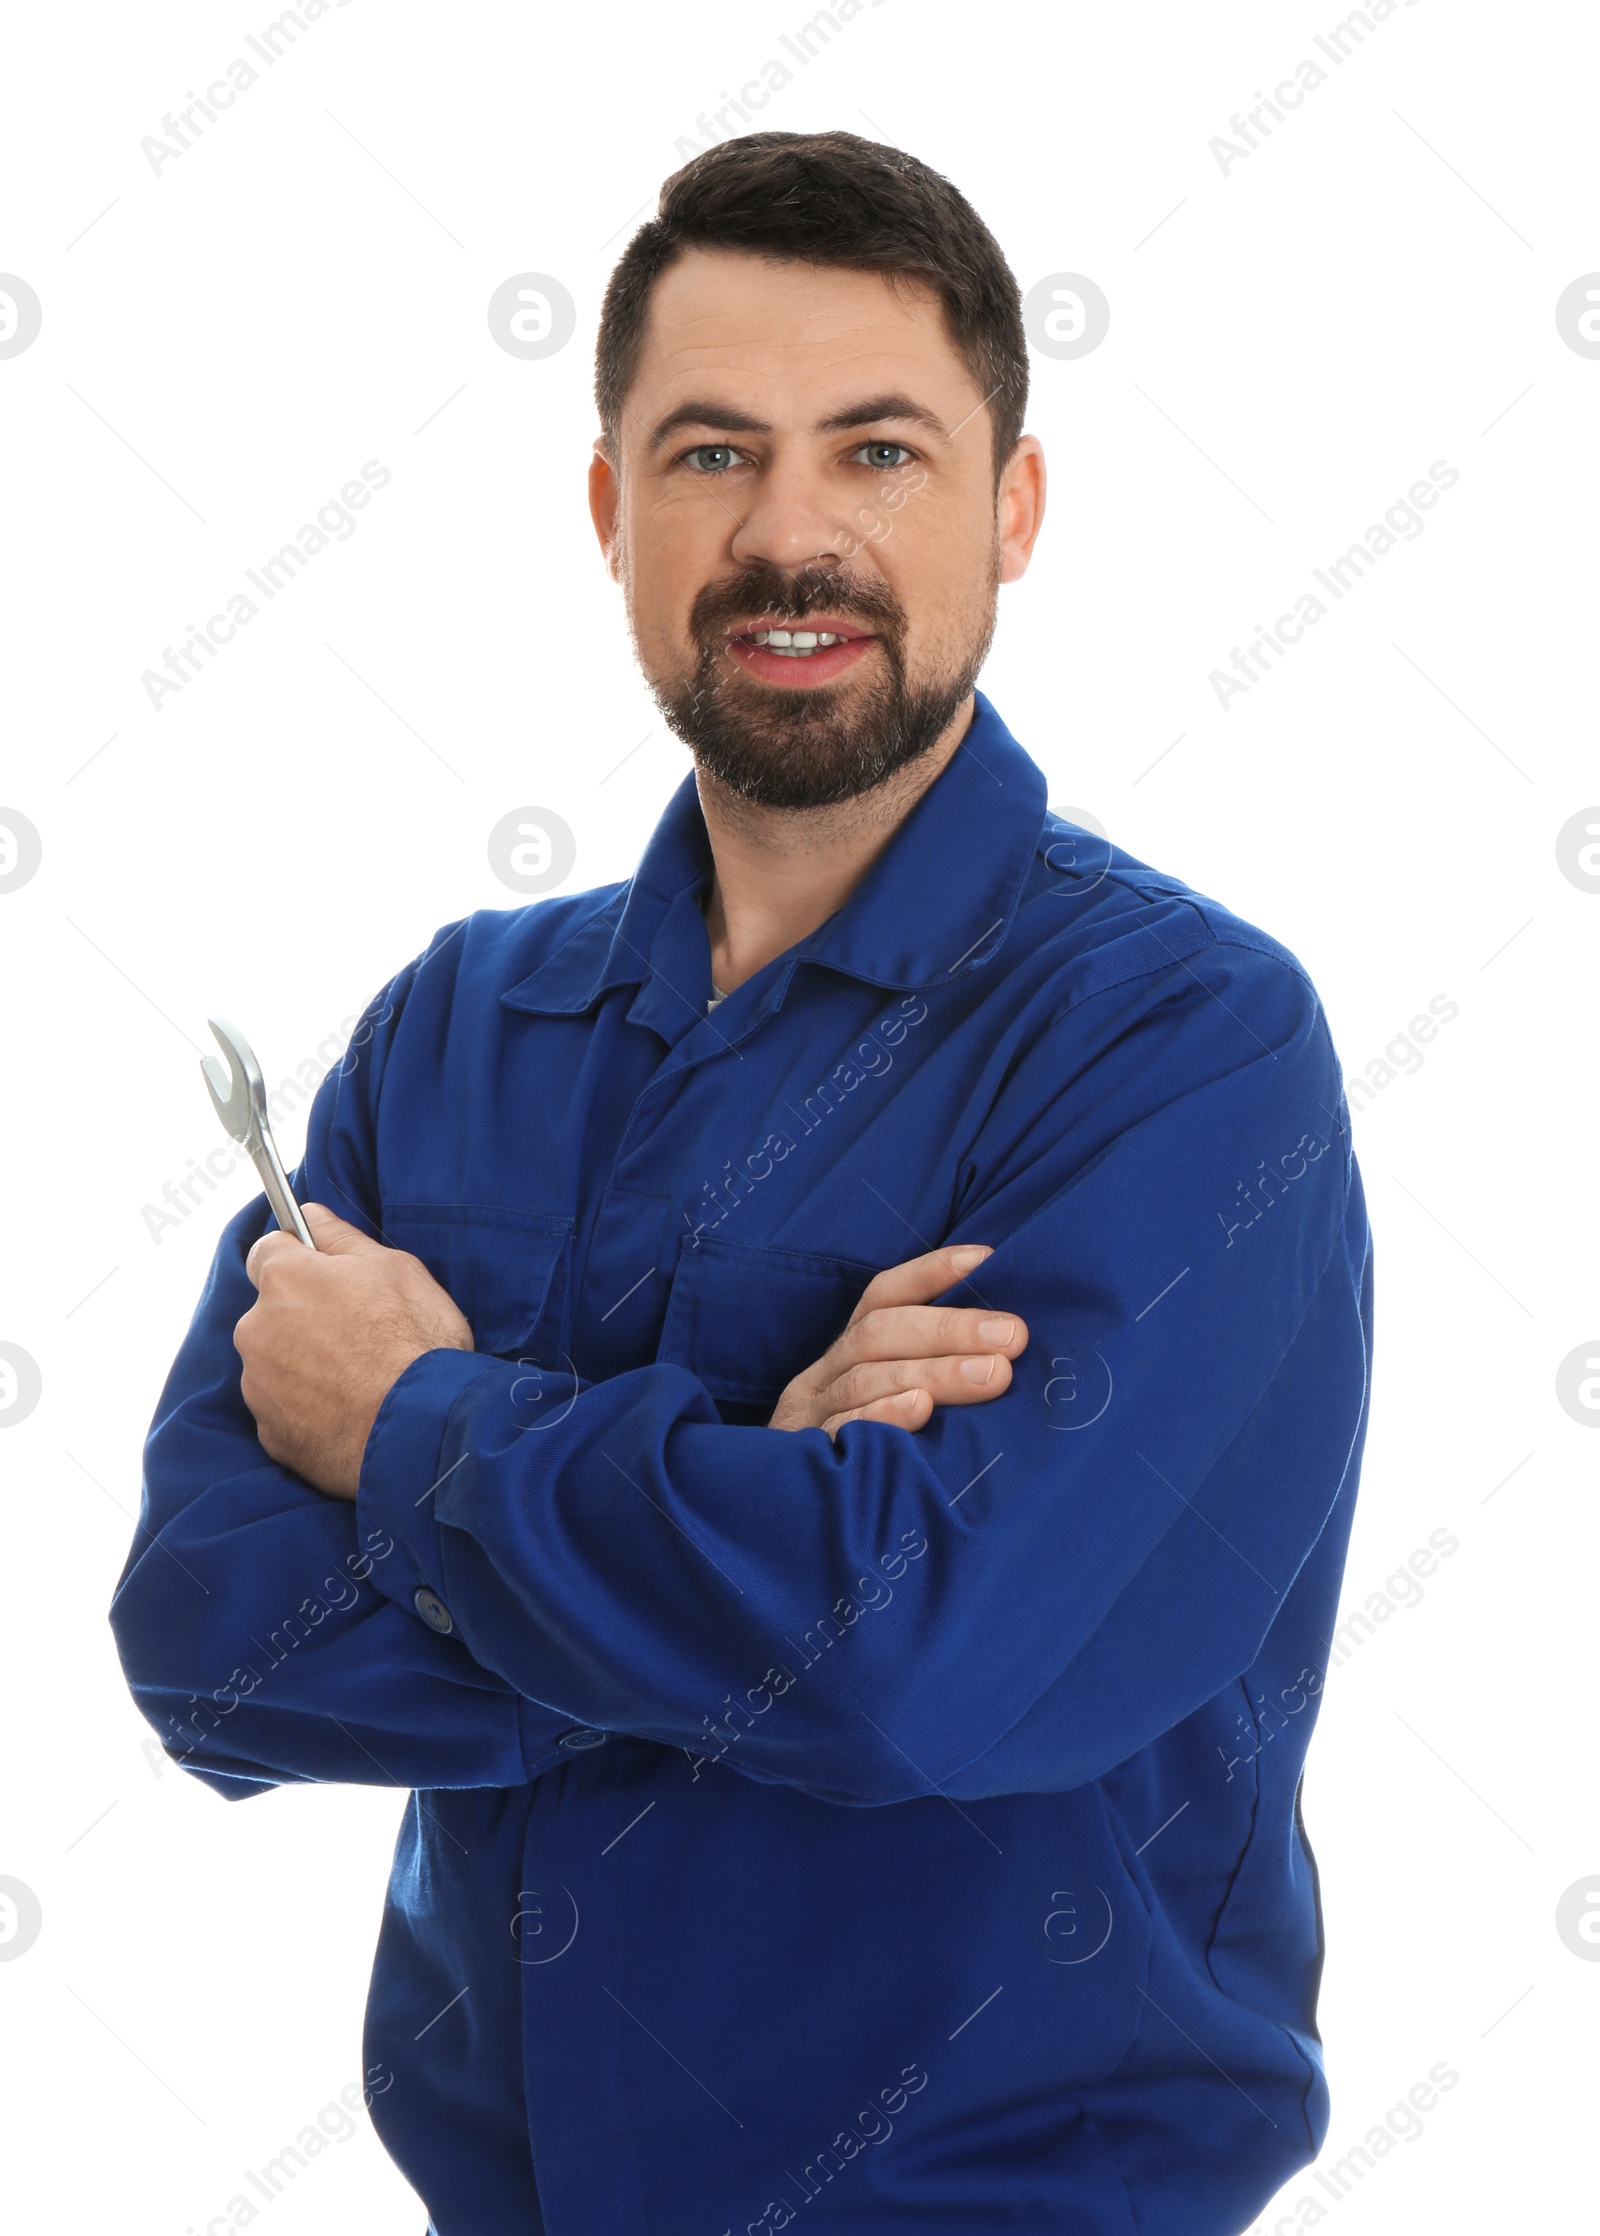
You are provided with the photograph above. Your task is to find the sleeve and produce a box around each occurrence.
[107,933,583,1800]
[353,940,1373,1808]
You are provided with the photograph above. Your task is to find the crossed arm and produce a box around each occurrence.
[234,1206,1028,1499]
[112,935,1367,1806]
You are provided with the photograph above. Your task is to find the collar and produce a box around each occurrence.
[499,690,1048,1019]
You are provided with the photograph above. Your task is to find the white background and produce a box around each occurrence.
[1,0,1595,2228]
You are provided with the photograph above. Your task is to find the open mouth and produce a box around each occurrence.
[733,625,861,658]
[721,616,880,687]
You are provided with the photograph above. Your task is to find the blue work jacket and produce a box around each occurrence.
[111,693,1374,2235]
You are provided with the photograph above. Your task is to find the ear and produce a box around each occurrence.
[588,442,622,582]
[996,434,1046,585]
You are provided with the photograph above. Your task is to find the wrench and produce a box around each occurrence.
[201,1017,316,1249]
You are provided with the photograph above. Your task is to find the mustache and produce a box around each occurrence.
[688,563,906,642]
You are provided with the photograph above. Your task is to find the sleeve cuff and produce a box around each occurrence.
[356,1344,508,1623]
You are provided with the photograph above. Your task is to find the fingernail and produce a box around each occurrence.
[961,1355,997,1385]
[892,1388,922,1409]
[978,1316,1013,1346]
[949,1245,990,1270]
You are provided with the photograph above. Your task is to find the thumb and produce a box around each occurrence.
[301,1201,386,1255]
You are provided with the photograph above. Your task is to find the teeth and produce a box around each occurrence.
[746,626,849,652]
[736,625,854,658]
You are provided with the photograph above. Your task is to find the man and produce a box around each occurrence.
[112,132,1374,2235]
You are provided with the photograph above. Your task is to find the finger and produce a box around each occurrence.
[835,1303,1029,1371]
[244,1228,311,1289]
[818,1351,1016,1420]
[822,1387,934,1438]
[301,1202,386,1256]
[849,1244,994,1322]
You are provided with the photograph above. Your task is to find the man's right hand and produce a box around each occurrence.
[769,1244,1027,1439]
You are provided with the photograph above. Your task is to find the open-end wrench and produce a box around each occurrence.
[201,1017,316,1249]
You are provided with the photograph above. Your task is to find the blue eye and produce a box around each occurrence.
[684,445,741,472]
[857,441,914,469]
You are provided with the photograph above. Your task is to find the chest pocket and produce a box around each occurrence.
[656,1237,880,1419]
[381,1202,574,1363]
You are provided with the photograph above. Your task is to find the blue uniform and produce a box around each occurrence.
[110,694,1374,2235]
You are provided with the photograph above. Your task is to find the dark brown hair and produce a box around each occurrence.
[594,130,1028,486]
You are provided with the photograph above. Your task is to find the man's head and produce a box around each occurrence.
[588,132,1045,811]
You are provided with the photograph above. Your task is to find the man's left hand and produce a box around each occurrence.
[235,1202,474,1501]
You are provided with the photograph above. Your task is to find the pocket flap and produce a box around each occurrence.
[657,1238,879,1407]
[382,1202,573,1361]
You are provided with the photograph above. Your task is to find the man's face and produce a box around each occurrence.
[589,249,1043,809]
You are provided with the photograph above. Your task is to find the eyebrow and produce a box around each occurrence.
[646,392,951,451]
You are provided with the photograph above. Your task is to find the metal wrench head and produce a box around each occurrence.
[201,1016,268,1153]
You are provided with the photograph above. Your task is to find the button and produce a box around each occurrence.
[413,1587,454,1635]
[557,1726,609,1752]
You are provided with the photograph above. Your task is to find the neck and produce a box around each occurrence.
[697,695,974,994]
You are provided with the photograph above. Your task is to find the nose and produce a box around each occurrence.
[726,450,854,575]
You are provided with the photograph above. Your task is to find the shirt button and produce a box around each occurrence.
[413,1587,454,1635]
[557,1726,609,1752]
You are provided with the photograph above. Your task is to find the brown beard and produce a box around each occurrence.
[649,558,998,810]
